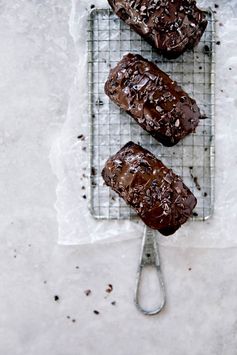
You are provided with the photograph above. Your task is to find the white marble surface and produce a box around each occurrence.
[1,1,237,354]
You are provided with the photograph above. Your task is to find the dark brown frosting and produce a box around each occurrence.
[105,53,200,146]
[102,142,197,236]
[108,0,207,58]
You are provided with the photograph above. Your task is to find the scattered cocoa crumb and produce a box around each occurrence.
[214,4,219,8]
[194,177,201,190]
[205,147,208,151]
[81,186,85,190]
[111,301,116,306]
[67,316,70,319]
[82,147,86,151]
[54,295,59,302]
[188,267,192,271]
[75,266,79,269]
[193,212,198,217]
[28,244,31,247]
[220,89,224,93]
[84,289,91,296]
[199,66,202,70]
[82,195,87,199]
[77,134,85,141]
[189,166,193,170]
[229,68,232,71]
[219,22,223,27]
[91,167,96,176]
[95,99,104,106]
[204,192,208,197]
[43,280,47,284]
[91,4,95,9]
[216,41,220,45]
[111,196,116,201]
[93,310,100,315]
[72,319,76,323]
[82,173,87,178]
[203,45,210,55]
[92,181,97,188]
[189,169,201,190]
[106,284,113,293]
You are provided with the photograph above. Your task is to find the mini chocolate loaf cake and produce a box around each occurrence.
[108,0,207,58]
[105,53,200,146]
[102,142,197,236]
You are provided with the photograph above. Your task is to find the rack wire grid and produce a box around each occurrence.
[88,8,215,221]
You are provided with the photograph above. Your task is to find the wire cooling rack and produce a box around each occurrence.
[88,8,215,221]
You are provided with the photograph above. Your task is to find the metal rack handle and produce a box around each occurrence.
[135,226,166,316]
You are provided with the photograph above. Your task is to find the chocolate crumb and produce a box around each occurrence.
[67,316,70,319]
[199,66,202,70]
[84,289,91,296]
[77,134,85,141]
[111,301,116,306]
[106,284,113,293]
[81,186,85,190]
[91,167,96,176]
[82,147,86,151]
[54,295,59,302]
[93,310,100,315]
[219,22,223,27]
[82,195,87,199]
[189,166,193,170]
[91,4,95,9]
[75,266,79,269]
[216,41,220,45]
[204,192,208,197]
[214,4,219,8]
[193,176,201,190]
[72,319,76,323]
[188,267,192,271]
[229,68,232,71]
[193,212,198,217]
[203,45,210,55]
[43,280,47,284]
[205,147,208,151]
[95,99,104,106]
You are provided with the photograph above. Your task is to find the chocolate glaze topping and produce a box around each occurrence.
[105,53,201,146]
[108,0,207,58]
[102,142,197,236]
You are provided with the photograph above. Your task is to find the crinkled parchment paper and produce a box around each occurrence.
[50,0,237,247]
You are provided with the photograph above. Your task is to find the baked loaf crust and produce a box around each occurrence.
[102,142,197,236]
[108,0,207,58]
[105,53,200,146]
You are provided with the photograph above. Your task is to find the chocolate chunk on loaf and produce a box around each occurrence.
[105,53,200,146]
[108,0,207,58]
[102,142,197,236]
